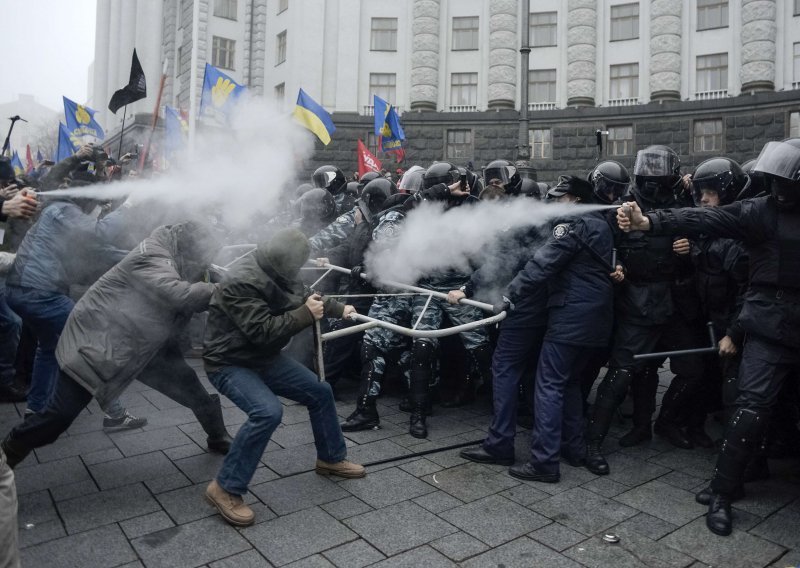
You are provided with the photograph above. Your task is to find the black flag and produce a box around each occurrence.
[108,49,147,114]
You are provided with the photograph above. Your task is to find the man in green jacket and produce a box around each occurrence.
[204,228,365,527]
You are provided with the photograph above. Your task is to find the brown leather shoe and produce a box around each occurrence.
[315,459,366,479]
[205,479,255,527]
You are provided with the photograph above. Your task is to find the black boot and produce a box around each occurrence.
[342,353,382,432]
[586,368,632,475]
[695,484,745,505]
[654,376,694,449]
[706,493,733,536]
[1,435,30,469]
[195,394,233,454]
[442,345,492,408]
[0,382,27,403]
[619,367,658,447]
[408,341,434,439]
[440,375,475,408]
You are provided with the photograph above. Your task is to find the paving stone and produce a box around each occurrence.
[750,506,800,549]
[529,522,588,552]
[615,480,705,526]
[320,496,373,520]
[250,471,349,515]
[20,524,137,568]
[530,462,600,495]
[271,422,317,448]
[344,438,413,465]
[604,452,671,487]
[81,446,125,465]
[157,482,256,525]
[14,456,91,495]
[17,518,67,549]
[173,452,227,483]
[16,490,66,548]
[368,545,458,567]
[461,536,582,568]
[344,500,457,556]
[565,527,693,568]
[731,479,800,518]
[581,476,629,498]
[262,443,319,476]
[613,512,679,540]
[120,511,176,539]
[440,494,550,547]
[338,466,436,508]
[322,539,385,568]
[412,490,465,514]
[426,448,470,468]
[530,487,638,535]
[341,420,406,444]
[164,442,207,461]
[145,471,193,494]
[57,482,161,533]
[249,466,280,485]
[430,531,490,562]
[141,388,186,410]
[209,549,273,568]
[769,548,800,567]
[49,478,99,502]
[659,470,709,491]
[111,425,195,456]
[661,517,786,568]
[420,462,518,503]
[33,430,115,463]
[283,555,335,568]
[397,458,443,477]
[89,450,181,490]
[140,405,198,431]
[649,448,717,477]
[242,507,357,566]
[132,516,252,568]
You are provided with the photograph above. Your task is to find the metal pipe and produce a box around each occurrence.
[412,294,433,330]
[634,322,718,361]
[516,0,531,164]
[314,319,326,381]
[321,311,506,342]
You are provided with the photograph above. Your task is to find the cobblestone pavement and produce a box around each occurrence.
[2,359,799,568]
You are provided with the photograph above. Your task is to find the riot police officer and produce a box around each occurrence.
[313,165,354,214]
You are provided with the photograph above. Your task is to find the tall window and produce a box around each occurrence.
[694,119,724,152]
[530,12,557,47]
[370,73,397,104]
[446,129,473,159]
[214,0,237,20]
[790,112,800,138]
[697,0,728,30]
[529,70,557,103]
[452,17,479,50]
[274,83,285,104]
[611,3,639,41]
[212,36,235,70]
[529,129,552,159]
[794,43,800,82]
[278,0,288,13]
[696,53,728,92]
[609,63,639,100]
[276,31,287,65]
[608,125,634,156]
[366,132,379,154]
[450,73,478,108]
[370,18,397,51]
[796,0,800,15]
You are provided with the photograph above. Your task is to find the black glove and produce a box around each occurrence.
[350,265,364,282]
[492,296,514,315]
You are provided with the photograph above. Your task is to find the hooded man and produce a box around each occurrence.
[203,228,364,527]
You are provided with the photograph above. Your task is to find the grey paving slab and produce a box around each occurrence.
[111,425,195,457]
[529,522,588,552]
[659,469,709,491]
[343,438,414,465]
[250,471,349,515]
[425,448,470,468]
[420,462,519,502]
[397,457,443,477]
[242,506,357,566]
[49,478,99,502]
[344,500,457,556]
[430,531,490,562]
[33,430,115,463]
[564,527,694,568]
[17,517,67,549]
[209,549,274,568]
[261,443,319,477]
[338,466,436,508]
[20,524,138,568]
[57,482,162,534]
[132,516,252,568]
[271,422,317,448]
[605,451,671,487]
[612,512,679,541]
[615,479,705,526]
[322,539,385,568]
[661,517,786,568]
[89,450,181,490]
[439,494,551,547]
[320,496,374,520]
[460,536,583,568]
[16,490,66,548]
[367,545,458,568]
[173,452,227,483]
[13,456,91,495]
[341,420,406,444]
[81,446,125,465]
[529,462,600,495]
[411,490,465,514]
[750,505,800,550]
[283,555,335,568]
[769,549,800,567]
[581,476,630,498]
[530,487,638,535]
[144,471,193,494]
[649,448,718,477]
[163,442,207,461]
[731,479,800,518]
[120,511,176,539]
[157,482,256,525]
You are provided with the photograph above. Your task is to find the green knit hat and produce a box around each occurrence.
[256,228,311,280]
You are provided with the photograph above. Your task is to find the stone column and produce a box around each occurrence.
[740,0,776,92]
[487,0,517,110]
[566,0,597,107]
[649,0,681,101]
[410,0,440,111]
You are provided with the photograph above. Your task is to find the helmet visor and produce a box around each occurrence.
[398,169,424,193]
[312,170,337,189]
[483,164,516,185]
[594,177,628,203]
[753,141,800,181]
[633,149,680,177]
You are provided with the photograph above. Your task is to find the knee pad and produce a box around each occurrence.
[596,367,633,406]
[412,340,436,371]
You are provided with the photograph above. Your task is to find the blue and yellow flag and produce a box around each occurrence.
[373,95,405,152]
[164,106,189,158]
[199,63,246,122]
[63,96,105,141]
[293,89,336,145]
[10,151,25,176]
[55,122,78,163]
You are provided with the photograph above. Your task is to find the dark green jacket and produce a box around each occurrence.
[203,253,345,370]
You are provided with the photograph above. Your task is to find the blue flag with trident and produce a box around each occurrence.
[373,95,405,153]
[199,63,246,122]
[63,96,105,142]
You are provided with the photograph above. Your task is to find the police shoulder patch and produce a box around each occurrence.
[552,223,570,239]
[336,214,350,223]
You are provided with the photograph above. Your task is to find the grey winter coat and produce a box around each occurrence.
[55,224,215,407]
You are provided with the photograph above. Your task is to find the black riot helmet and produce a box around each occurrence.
[423,161,460,189]
[633,145,682,204]
[483,159,522,194]
[358,171,382,191]
[589,160,630,204]
[312,165,347,196]
[519,178,542,200]
[753,138,800,209]
[741,158,768,199]
[465,168,483,197]
[398,165,425,193]
[690,157,748,206]
[358,178,395,222]
[345,180,361,198]
[297,188,337,224]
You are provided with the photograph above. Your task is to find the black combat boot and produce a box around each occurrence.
[409,341,435,439]
[706,493,734,536]
[341,356,382,432]
[194,394,233,454]
[619,367,658,447]
[586,368,633,475]
[654,376,693,449]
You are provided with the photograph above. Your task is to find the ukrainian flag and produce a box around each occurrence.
[10,151,25,176]
[292,89,336,145]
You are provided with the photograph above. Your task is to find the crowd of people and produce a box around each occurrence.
[0,134,798,567]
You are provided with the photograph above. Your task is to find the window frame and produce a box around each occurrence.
[211,35,236,70]
[795,0,800,15]
[213,0,237,20]
[794,43,800,83]
[607,124,634,156]
[697,0,729,31]
[278,0,288,14]
[789,111,800,138]
[609,63,639,100]
[693,118,724,153]
[445,129,474,160]
[369,73,397,105]
[529,128,552,159]
[530,12,557,48]
[528,69,557,103]
[610,3,639,41]
[450,72,479,108]
[276,30,287,66]
[696,52,728,93]
[274,82,285,104]
[370,17,398,52]
[452,16,479,51]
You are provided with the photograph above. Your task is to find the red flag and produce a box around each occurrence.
[25,144,34,174]
[357,139,382,177]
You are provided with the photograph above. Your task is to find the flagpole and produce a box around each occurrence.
[117,105,128,159]
[138,60,169,172]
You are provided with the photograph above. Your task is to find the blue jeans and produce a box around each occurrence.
[0,289,21,386]
[209,354,347,495]
[5,287,74,412]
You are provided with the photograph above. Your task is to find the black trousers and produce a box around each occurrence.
[7,342,215,452]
